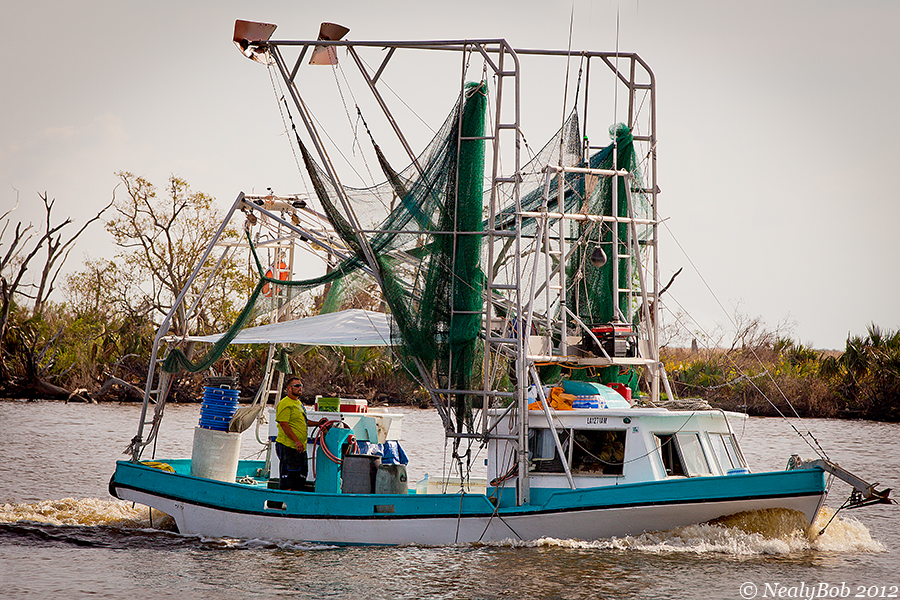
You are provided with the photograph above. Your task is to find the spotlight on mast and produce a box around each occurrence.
[309,22,350,65]
[233,19,277,63]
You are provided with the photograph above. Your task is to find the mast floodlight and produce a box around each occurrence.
[233,19,277,63]
[309,22,350,65]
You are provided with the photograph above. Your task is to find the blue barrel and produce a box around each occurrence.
[198,386,240,431]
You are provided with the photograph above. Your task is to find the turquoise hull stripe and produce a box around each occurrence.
[524,468,824,512]
[112,460,825,520]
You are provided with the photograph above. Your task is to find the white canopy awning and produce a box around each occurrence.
[184,309,396,347]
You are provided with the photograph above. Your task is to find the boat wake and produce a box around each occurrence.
[0,497,334,551]
[486,508,885,555]
[0,497,188,550]
[0,497,151,528]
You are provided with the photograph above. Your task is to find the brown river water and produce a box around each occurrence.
[0,400,897,599]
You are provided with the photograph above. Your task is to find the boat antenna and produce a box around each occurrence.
[613,4,620,154]
[559,0,576,167]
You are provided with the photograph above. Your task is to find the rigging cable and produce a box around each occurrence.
[659,219,830,460]
[267,62,313,202]
[268,73,443,406]
[355,53,436,135]
[267,61,344,259]
[331,60,379,190]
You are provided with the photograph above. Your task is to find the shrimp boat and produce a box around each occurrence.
[108,20,893,545]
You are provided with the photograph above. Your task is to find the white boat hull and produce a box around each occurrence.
[116,483,824,545]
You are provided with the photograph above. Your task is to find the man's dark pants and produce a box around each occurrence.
[275,442,309,490]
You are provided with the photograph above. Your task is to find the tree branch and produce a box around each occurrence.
[33,190,114,316]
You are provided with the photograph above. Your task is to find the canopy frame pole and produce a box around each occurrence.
[129,192,247,461]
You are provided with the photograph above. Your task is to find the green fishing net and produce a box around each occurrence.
[162,81,650,402]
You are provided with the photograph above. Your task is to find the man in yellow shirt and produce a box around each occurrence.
[275,377,327,490]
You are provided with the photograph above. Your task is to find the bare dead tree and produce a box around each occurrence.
[0,189,111,388]
[31,190,114,317]
[105,172,238,336]
[0,208,67,376]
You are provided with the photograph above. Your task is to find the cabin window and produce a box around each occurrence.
[709,432,745,472]
[655,433,712,477]
[676,433,712,476]
[571,430,626,475]
[655,434,685,476]
[528,428,570,473]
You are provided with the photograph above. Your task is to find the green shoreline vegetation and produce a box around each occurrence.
[2,176,898,421]
[661,324,900,422]
[3,294,898,424]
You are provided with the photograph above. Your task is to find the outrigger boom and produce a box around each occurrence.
[788,455,894,509]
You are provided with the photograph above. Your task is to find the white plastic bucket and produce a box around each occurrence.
[190,426,241,482]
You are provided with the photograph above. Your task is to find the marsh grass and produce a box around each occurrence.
[661,324,900,422]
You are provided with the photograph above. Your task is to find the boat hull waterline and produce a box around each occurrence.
[110,461,826,545]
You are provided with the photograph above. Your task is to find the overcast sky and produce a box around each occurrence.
[2,1,898,350]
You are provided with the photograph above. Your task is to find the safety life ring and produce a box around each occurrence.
[263,261,288,296]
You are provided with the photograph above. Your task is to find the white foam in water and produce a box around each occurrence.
[483,508,885,555]
[808,507,886,552]
[0,498,150,528]
[208,536,337,551]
